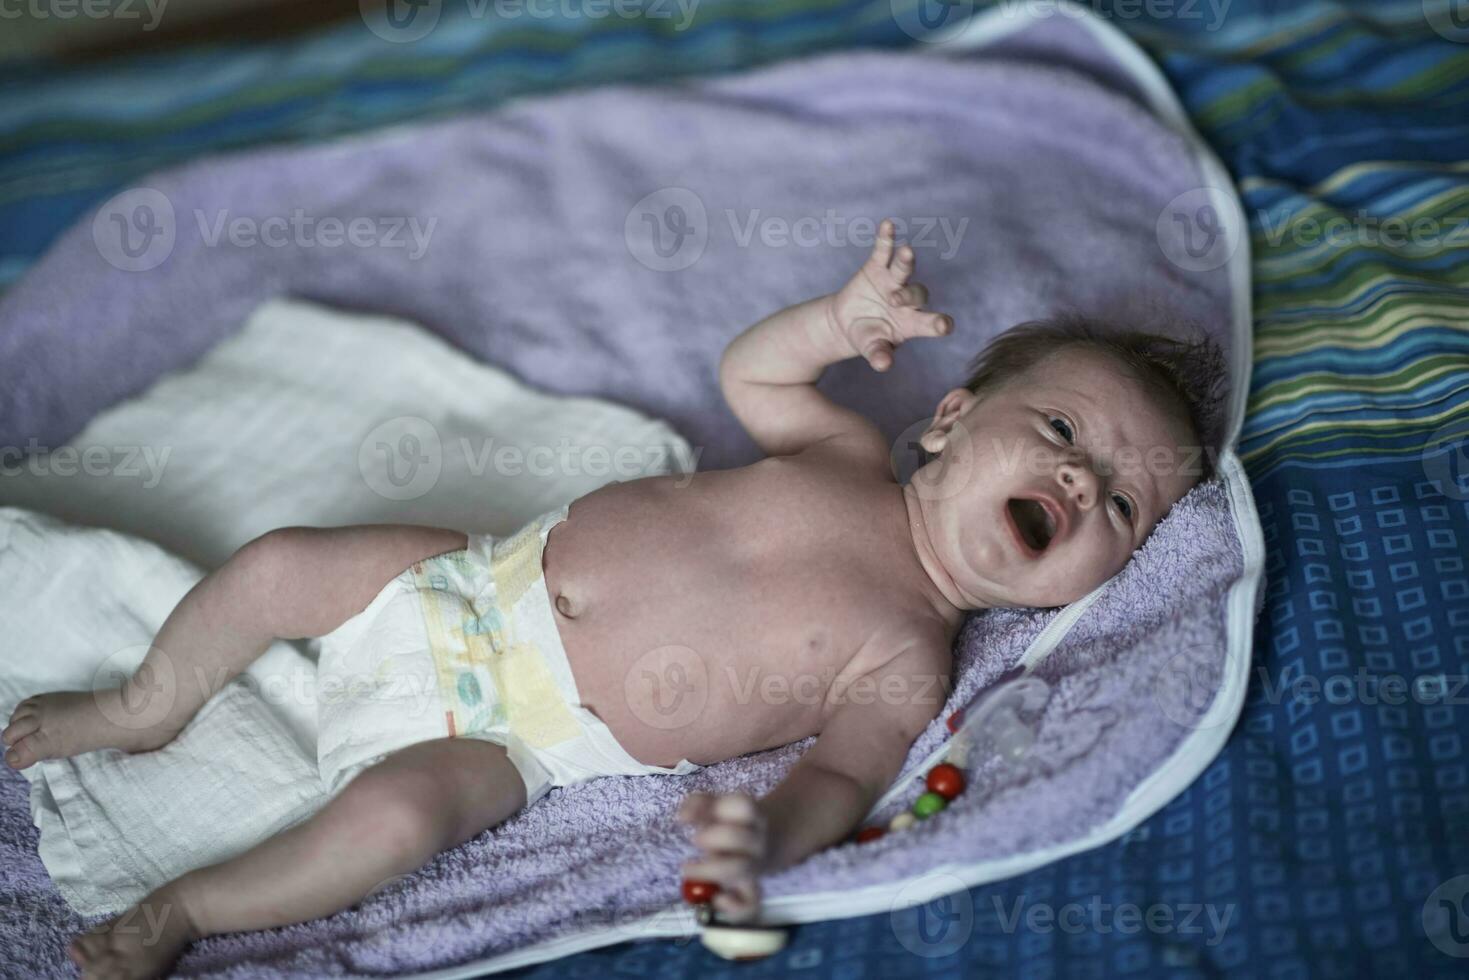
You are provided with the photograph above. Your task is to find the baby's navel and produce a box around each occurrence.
[555,593,577,619]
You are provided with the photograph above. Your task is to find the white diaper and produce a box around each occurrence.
[314,504,701,805]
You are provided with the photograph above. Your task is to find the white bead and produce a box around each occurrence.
[889,812,917,832]
[700,925,789,960]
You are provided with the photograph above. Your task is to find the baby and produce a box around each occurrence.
[4,220,1216,979]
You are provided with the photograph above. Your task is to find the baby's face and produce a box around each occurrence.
[913,346,1200,609]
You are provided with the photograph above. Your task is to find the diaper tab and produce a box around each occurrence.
[484,515,583,750]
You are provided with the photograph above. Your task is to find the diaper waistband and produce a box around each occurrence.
[480,505,703,785]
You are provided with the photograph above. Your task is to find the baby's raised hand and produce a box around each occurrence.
[826,217,954,372]
[677,791,767,924]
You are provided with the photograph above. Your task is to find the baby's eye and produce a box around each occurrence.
[1112,492,1134,520]
[1048,418,1074,443]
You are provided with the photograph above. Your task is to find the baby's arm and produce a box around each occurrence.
[678,643,943,922]
[719,219,953,458]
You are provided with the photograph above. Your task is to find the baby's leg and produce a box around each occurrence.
[70,736,527,980]
[3,524,467,769]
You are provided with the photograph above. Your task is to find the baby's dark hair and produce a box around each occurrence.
[964,312,1226,481]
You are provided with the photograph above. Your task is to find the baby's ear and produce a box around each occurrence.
[919,387,978,453]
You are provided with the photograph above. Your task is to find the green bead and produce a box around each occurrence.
[912,792,946,819]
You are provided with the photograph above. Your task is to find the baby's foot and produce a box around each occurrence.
[69,886,199,980]
[3,690,177,769]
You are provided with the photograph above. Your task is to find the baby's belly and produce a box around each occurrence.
[544,545,845,767]
[552,596,836,768]
[536,466,917,768]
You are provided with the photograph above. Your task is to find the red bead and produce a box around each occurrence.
[682,879,720,904]
[926,763,965,800]
[855,827,885,843]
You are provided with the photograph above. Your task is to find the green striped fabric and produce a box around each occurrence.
[1,0,1465,478]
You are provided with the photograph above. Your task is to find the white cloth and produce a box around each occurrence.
[0,297,693,917]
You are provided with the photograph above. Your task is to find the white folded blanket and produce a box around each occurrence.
[0,297,692,916]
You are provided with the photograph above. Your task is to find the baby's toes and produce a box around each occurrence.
[4,731,50,769]
[3,707,40,747]
[69,930,105,966]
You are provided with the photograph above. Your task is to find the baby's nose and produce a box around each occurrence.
[1057,461,1099,508]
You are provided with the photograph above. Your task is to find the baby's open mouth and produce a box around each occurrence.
[1007,497,1056,553]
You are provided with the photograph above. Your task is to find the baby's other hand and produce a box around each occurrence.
[677,791,767,924]
[826,217,954,372]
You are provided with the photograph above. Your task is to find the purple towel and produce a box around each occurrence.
[0,11,1256,977]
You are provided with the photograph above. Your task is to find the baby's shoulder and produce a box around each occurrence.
[852,617,953,681]
[797,428,896,482]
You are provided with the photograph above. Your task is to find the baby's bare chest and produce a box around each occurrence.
[542,465,939,765]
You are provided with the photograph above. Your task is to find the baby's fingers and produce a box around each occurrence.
[890,243,916,285]
[916,310,954,337]
[889,282,928,309]
[694,823,766,860]
[677,792,715,826]
[867,218,896,269]
[847,313,898,372]
[713,880,761,924]
[863,338,896,372]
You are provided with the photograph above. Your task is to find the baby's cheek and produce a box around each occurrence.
[1048,541,1123,604]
